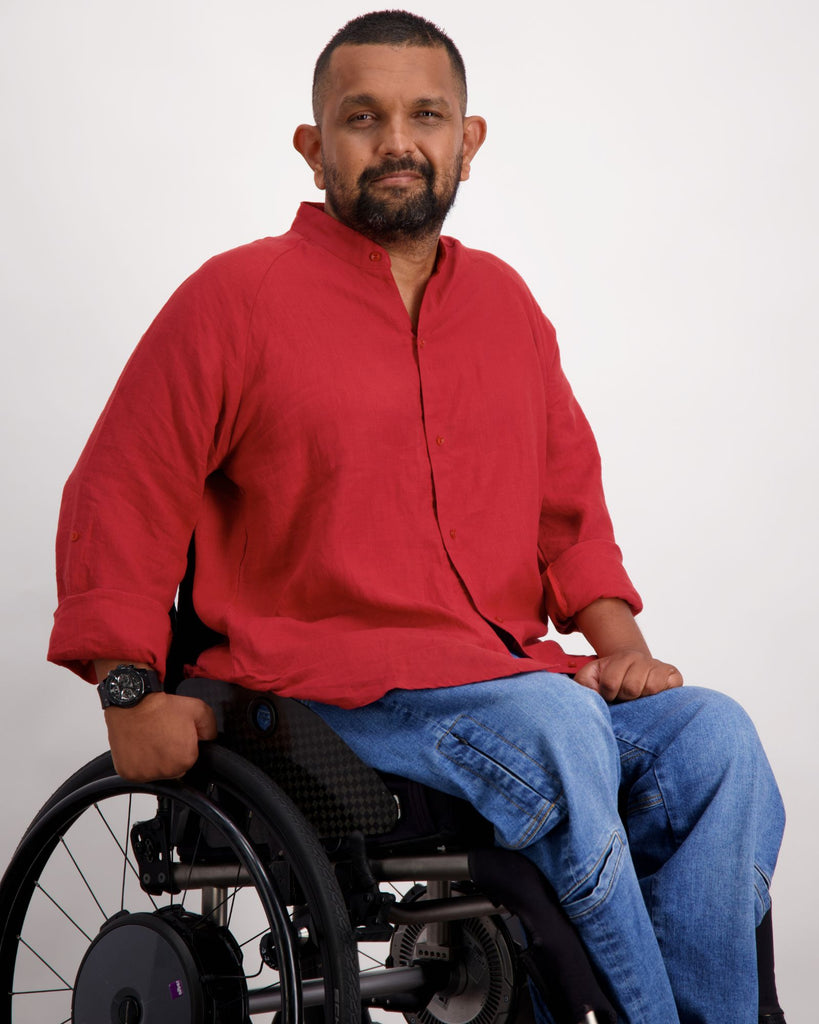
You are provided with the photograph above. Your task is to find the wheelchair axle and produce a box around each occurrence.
[246,963,442,1014]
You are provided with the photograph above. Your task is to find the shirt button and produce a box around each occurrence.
[369,251,382,262]
[70,530,80,541]
[450,529,457,539]
[418,337,426,348]
[436,435,445,446]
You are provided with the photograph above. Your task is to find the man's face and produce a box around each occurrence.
[307,44,480,244]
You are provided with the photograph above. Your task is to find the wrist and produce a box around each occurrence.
[97,664,162,709]
[574,598,650,658]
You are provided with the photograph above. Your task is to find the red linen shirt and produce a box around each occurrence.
[48,203,641,708]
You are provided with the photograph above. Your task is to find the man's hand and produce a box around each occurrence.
[574,649,683,702]
[103,692,218,781]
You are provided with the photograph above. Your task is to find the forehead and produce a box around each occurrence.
[322,43,461,113]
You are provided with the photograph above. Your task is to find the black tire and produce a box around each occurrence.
[0,744,359,1024]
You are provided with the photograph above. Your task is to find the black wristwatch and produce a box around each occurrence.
[98,664,163,709]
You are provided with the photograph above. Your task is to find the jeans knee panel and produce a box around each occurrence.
[656,688,761,769]
[436,713,564,849]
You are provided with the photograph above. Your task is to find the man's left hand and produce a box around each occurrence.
[574,649,683,703]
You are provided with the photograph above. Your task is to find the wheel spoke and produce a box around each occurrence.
[10,986,72,995]
[195,878,243,928]
[120,793,132,912]
[17,936,73,989]
[93,801,159,911]
[58,835,108,921]
[238,925,269,950]
[33,881,93,942]
[179,787,210,911]
[358,948,386,969]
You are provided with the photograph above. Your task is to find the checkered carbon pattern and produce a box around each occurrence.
[176,678,399,840]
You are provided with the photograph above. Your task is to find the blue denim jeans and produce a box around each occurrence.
[307,673,784,1023]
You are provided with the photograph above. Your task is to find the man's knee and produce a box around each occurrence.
[644,687,783,843]
[669,687,765,774]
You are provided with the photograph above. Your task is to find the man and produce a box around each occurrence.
[48,11,785,1024]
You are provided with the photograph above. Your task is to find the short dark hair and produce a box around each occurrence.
[312,10,467,122]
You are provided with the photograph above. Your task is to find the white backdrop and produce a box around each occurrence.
[1,0,817,1016]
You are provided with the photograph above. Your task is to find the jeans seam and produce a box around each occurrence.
[442,715,562,783]
[628,794,664,812]
[561,830,625,917]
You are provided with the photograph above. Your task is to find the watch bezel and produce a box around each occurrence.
[99,665,161,709]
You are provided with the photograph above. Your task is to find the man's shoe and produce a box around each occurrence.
[759,1013,787,1024]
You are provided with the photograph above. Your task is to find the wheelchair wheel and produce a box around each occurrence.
[0,745,359,1024]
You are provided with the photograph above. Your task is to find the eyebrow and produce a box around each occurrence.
[338,93,453,112]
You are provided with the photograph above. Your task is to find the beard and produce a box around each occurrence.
[323,153,463,244]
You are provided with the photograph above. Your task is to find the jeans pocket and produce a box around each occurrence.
[436,714,563,849]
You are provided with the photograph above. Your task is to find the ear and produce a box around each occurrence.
[293,124,325,190]
[459,115,487,182]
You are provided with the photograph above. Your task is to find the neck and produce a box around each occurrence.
[323,201,442,330]
[383,235,439,330]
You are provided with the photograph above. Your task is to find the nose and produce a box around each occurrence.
[377,115,415,158]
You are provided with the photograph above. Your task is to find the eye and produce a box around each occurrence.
[347,112,375,124]
[416,110,441,119]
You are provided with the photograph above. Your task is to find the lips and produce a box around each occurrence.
[359,159,432,188]
[373,172,423,186]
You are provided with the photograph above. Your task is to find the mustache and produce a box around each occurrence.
[358,156,434,187]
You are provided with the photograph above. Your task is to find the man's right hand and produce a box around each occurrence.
[103,691,218,781]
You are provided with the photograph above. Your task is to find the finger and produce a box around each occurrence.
[193,701,219,741]
[574,661,620,700]
[573,662,600,690]
[588,657,629,702]
[667,665,684,688]
[640,663,670,696]
[641,663,682,695]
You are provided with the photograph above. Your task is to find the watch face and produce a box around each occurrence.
[108,670,145,707]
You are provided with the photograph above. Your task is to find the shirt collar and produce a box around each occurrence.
[290,202,391,272]
[290,201,453,277]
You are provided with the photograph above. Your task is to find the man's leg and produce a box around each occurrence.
[608,686,785,1023]
[308,672,680,1023]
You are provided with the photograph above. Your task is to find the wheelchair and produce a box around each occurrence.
[0,549,785,1024]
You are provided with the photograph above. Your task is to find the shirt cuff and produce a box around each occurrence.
[543,540,642,634]
[48,589,173,683]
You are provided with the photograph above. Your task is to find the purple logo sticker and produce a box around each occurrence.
[169,979,184,1000]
